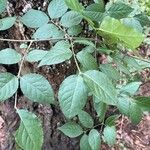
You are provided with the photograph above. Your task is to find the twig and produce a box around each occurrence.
[14,41,33,109]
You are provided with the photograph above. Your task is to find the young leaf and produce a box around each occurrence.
[39,41,72,66]
[88,129,101,150]
[65,0,84,12]
[33,24,64,39]
[0,48,21,64]
[98,16,144,49]
[26,50,48,62]
[58,75,88,118]
[77,51,98,71]
[78,110,94,128]
[20,74,54,104]
[48,0,68,19]
[106,2,133,19]
[67,25,82,36]
[103,126,116,146]
[15,109,43,150]
[0,73,18,101]
[0,0,7,13]
[0,17,16,31]
[20,9,49,28]
[83,70,117,105]
[120,82,142,96]
[58,122,83,138]
[60,11,83,27]
[80,134,92,150]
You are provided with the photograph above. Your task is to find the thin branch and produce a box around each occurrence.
[14,41,33,109]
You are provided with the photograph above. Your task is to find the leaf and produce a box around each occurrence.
[74,39,95,48]
[33,24,64,39]
[65,0,84,12]
[0,17,16,31]
[0,73,18,101]
[20,9,49,28]
[58,75,88,118]
[86,3,104,13]
[67,25,82,36]
[135,96,150,111]
[60,11,83,27]
[39,40,72,66]
[122,18,143,33]
[15,109,43,150]
[98,16,144,49]
[103,126,116,146]
[134,14,150,27]
[58,122,83,138]
[80,134,92,150]
[0,48,21,64]
[88,129,101,150]
[0,0,7,13]
[107,2,133,19]
[83,70,117,105]
[117,97,142,124]
[20,74,54,104]
[100,64,121,81]
[77,51,98,71]
[120,82,142,96]
[105,115,118,126]
[26,50,48,62]
[48,0,68,19]
[93,97,107,121]
[78,110,94,128]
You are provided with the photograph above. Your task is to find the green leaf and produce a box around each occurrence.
[61,11,83,27]
[117,97,142,124]
[105,115,118,126]
[77,51,98,71]
[78,110,94,128]
[0,0,7,13]
[0,73,18,101]
[86,3,104,13]
[80,134,92,150]
[134,14,150,27]
[58,122,83,138]
[98,16,144,49]
[0,17,16,31]
[103,126,116,146]
[33,24,64,39]
[93,98,107,121]
[107,2,133,19]
[122,18,143,33]
[100,64,121,81]
[20,74,54,104]
[88,129,101,150]
[120,82,142,96]
[48,0,68,19]
[74,39,95,48]
[58,75,88,118]
[67,25,82,36]
[15,109,43,150]
[26,50,48,62]
[83,70,117,105]
[0,48,21,64]
[65,0,84,12]
[39,41,72,66]
[20,9,49,28]
[135,96,150,111]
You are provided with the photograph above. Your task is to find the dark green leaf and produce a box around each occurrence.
[67,25,82,36]
[105,115,118,126]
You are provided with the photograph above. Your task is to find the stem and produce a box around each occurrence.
[14,41,33,109]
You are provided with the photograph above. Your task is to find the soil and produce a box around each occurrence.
[0,0,150,150]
